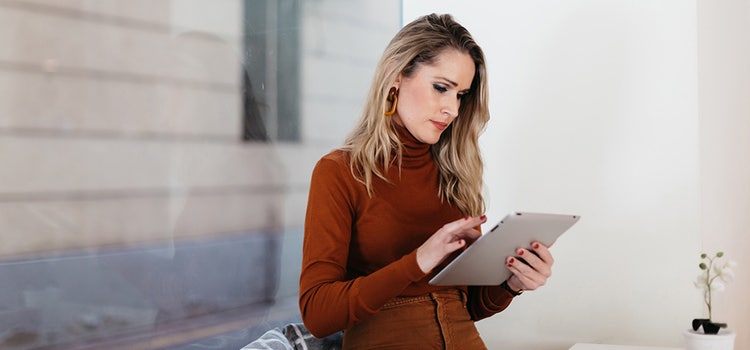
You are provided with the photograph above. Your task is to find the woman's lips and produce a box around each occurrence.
[431,120,448,131]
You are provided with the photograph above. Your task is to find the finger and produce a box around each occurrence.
[455,227,482,242]
[506,256,547,290]
[437,229,480,250]
[444,215,487,231]
[506,257,552,284]
[510,269,543,291]
[440,217,485,243]
[506,259,537,290]
[443,239,467,255]
[530,241,555,266]
[515,248,551,277]
[507,256,537,276]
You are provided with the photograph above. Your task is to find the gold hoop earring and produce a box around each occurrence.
[385,88,398,116]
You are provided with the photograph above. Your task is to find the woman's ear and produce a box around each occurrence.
[392,73,402,90]
[384,58,402,90]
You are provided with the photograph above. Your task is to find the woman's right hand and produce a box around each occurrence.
[416,215,487,273]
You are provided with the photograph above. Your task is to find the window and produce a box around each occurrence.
[0,1,399,348]
[243,0,301,142]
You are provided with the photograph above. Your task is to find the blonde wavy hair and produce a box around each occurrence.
[342,13,490,216]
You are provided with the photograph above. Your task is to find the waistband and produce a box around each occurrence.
[382,288,465,310]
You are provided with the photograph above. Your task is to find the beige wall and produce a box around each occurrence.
[698,0,750,348]
[402,0,749,349]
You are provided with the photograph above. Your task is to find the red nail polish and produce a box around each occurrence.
[508,257,515,264]
[533,243,540,249]
[517,249,524,255]
[480,215,487,220]
[464,216,470,220]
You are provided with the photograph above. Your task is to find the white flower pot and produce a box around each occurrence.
[683,329,735,350]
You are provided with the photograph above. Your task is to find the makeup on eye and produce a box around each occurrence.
[433,84,448,93]
[434,83,469,97]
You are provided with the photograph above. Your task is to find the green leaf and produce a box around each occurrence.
[701,253,707,259]
[699,263,707,270]
[716,252,724,258]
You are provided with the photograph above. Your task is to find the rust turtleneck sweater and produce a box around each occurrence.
[299,125,515,338]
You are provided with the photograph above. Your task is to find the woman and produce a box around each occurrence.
[299,13,554,349]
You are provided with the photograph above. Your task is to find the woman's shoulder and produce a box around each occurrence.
[316,148,349,166]
[310,149,361,195]
[313,149,351,177]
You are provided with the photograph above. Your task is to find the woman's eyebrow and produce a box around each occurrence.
[436,76,471,92]
[435,76,458,87]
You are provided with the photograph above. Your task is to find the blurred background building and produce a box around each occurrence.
[0,1,400,349]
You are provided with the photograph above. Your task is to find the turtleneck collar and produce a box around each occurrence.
[394,124,433,168]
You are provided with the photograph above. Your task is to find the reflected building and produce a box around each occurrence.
[0,1,400,349]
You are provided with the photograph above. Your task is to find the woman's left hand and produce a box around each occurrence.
[505,241,554,292]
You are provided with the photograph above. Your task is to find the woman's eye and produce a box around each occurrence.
[433,84,447,93]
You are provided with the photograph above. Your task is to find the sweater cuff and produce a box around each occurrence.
[356,249,428,311]
[403,249,428,282]
[484,284,516,310]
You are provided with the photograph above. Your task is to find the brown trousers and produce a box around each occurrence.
[342,289,487,350]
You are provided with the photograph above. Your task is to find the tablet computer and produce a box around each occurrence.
[428,212,580,286]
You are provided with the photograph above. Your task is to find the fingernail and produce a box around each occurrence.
[464,216,470,220]
[533,243,540,249]
[508,257,515,264]
[480,215,487,220]
[517,249,524,255]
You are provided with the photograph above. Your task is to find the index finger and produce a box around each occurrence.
[444,215,487,232]
[441,216,486,243]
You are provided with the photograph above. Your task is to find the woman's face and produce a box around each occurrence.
[392,49,475,144]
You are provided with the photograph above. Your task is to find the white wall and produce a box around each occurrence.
[404,1,703,349]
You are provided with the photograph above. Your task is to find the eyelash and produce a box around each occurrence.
[434,84,467,99]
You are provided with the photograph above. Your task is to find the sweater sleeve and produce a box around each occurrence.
[298,156,428,338]
[466,285,516,321]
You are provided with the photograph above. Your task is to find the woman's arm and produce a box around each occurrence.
[298,156,427,338]
[466,284,516,321]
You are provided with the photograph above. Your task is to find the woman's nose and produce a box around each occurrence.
[442,97,460,119]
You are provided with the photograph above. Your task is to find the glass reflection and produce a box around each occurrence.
[0,1,400,348]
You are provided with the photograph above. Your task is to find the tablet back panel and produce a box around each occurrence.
[429,212,579,286]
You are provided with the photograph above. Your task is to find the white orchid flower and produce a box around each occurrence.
[709,279,726,293]
[719,267,735,283]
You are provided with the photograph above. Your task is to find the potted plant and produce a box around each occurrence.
[683,251,737,350]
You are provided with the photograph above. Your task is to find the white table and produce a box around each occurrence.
[569,344,684,350]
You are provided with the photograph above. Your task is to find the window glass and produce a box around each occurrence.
[0,1,400,348]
